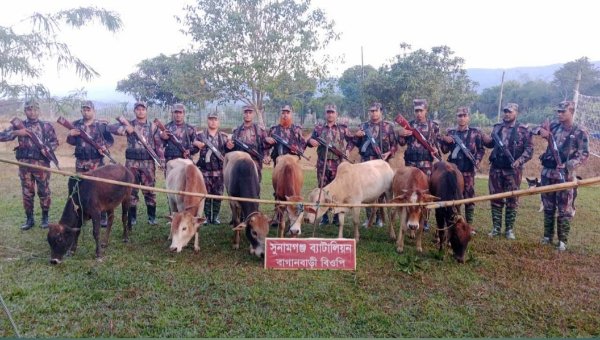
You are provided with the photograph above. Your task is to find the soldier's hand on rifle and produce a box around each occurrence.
[355,129,365,137]
[442,136,454,144]
[511,160,521,169]
[69,129,80,137]
[397,128,412,137]
[125,126,134,135]
[193,141,205,149]
[482,134,492,144]
[263,156,272,165]
[159,130,170,140]
[538,128,550,139]
[99,146,108,155]
[183,150,191,159]
[226,139,234,149]
[382,151,391,161]
[12,129,29,137]
[308,138,319,147]
[265,137,276,145]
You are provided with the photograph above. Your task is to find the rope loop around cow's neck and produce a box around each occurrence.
[68,176,85,239]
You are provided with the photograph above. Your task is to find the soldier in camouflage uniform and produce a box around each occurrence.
[307,103,355,226]
[534,101,589,251]
[397,99,441,177]
[225,105,270,182]
[194,112,228,225]
[109,101,165,226]
[159,103,199,164]
[482,103,533,239]
[0,99,59,230]
[66,100,114,227]
[265,105,307,165]
[439,107,485,225]
[353,102,397,227]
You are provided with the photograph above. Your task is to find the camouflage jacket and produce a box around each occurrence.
[484,121,533,169]
[440,126,485,172]
[308,123,355,161]
[266,124,307,160]
[228,123,269,161]
[66,119,114,160]
[398,119,439,163]
[196,128,228,173]
[108,119,164,161]
[353,120,397,158]
[538,121,589,180]
[162,121,199,159]
[0,118,59,161]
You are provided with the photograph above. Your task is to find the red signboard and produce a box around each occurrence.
[264,238,356,271]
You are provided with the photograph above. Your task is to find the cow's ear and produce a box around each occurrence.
[66,226,81,233]
[165,215,173,222]
[423,194,439,202]
[232,222,247,231]
[304,206,317,214]
[195,217,206,225]
[391,194,406,203]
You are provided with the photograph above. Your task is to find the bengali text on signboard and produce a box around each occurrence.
[264,238,356,271]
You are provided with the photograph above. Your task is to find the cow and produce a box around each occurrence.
[429,161,473,263]
[47,164,133,264]
[272,154,304,237]
[304,159,394,241]
[389,167,437,254]
[224,151,270,258]
[165,158,207,253]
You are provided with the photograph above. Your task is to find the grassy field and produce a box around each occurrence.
[0,153,599,337]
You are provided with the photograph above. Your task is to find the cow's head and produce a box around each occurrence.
[47,223,80,265]
[392,190,438,230]
[304,188,334,224]
[167,212,205,253]
[284,195,305,237]
[449,214,473,263]
[232,211,270,258]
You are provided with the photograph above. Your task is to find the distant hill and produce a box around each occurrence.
[467,61,600,93]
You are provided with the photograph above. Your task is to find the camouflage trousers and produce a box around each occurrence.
[18,159,51,213]
[488,167,522,209]
[126,159,156,207]
[463,171,476,209]
[75,158,104,173]
[405,160,433,178]
[203,174,224,223]
[541,171,574,243]
[316,159,341,188]
[203,174,224,196]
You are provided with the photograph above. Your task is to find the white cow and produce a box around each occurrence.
[165,158,207,253]
[304,159,394,241]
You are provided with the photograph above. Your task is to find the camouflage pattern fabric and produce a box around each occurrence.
[398,119,438,177]
[18,159,52,212]
[127,159,157,207]
[163,121,198,163]
[308,123,355,188]
[354,120,397,162]
[266,124,307,163]
[197,129,228,175]
[66,119,113,173]
[228,123,269,180]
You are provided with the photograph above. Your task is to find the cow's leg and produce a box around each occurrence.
[336,210,345,238]
[101,209,115,248]
[233,229,240,250]
[435,208,445,252]
[278,206,286,238]
[389,208,397,240]
[122,201,130,243]
[416,217,424,253]
[396,209,406,253]
[91,213,103,259]
[352,208,360,241]
[194,231,200,253]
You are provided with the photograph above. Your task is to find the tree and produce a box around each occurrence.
[364,45,477,123]
[338,65,377,117]
[0,7,122,99]
[552,57,600,98]
[116,53,213,108]
[179,0,338,125]
[264,70,317,123]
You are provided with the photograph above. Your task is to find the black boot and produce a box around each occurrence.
[319,213,330,226]
[40,210,49,229]
[147,205,157,225]
[21,211,34,231]
[204,199,213,225]
[100,211,108,228]
[128,206,137,227]
[212,200,221,224]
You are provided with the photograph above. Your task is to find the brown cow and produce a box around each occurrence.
[390,167,437,254]
[47,164,133,264]
[165,158,207,253]
[272,154,304,237]
[429,161,473,263]
[225,151,270,258]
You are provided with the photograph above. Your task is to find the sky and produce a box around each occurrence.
[2,0,599,101]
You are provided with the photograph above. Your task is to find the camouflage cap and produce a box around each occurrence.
[413,99,428,110]
[24,99,40,109]
[172,103,185,112]
[81,100,95,109]
[368,102,382,111]
[280,104,293,112]
[134,101,147,109]
[557,100,575,112]
[325,104,337,112]
[503,103,519,112]
[456,107,470,115]
[207,111,219,119]
[242,105,254,112]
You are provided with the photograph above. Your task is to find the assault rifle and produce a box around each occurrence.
[491,129,516,165]
[116,116,164,170]
[360,123,383,159]
[10,117,60,169]
[540,119,565,182]
[450,133,479,170]
[314,136,354,163]
[198,134,225,162]
[394,114,441,161]
[232,137,263,162]
[57,116,117,164]
[270,133,310,161]
[153,118,192,160]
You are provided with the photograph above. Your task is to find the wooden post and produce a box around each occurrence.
[496,71,505,123]
[573,68,582,119]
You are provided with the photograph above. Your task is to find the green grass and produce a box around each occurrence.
[1,156,599,337]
